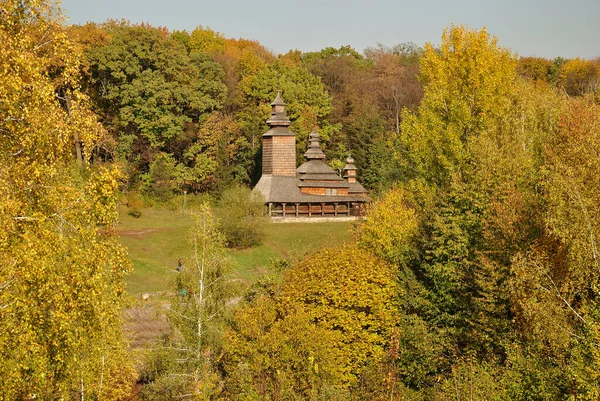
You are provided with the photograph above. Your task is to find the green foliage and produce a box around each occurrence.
[125,189,144,218]
[141,152,179,202]
[79,22,227,154]
[142,203,236,398]
[187,111,252,189]
[216,185,267,249]
[434,357,504,400]
[172,203,234,352]
[235,60,334,160]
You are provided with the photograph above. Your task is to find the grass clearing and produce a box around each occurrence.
[117,207,356,296]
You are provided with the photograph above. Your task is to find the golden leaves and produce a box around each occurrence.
[0,1,134,398]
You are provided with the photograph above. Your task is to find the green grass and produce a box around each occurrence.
[117,207,355,295]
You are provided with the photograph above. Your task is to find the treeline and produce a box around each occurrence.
[65,20,600,200]
[68,20,423,197]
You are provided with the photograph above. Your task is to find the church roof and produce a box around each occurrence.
[254,175,366,203]
[266,91,291,127]
[348,181,367,194]
[344,155,357,171]
[271,91,285,106]
[297,160,342,177]
[263,126,296,137]
[303,130,326,160]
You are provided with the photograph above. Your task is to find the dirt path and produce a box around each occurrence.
[116,228,173,237]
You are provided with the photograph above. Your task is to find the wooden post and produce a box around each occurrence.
[282,203,286,218]
[320,203,325,217]
[308,203,312,217]
[334,202,338,217]
[268,202,272,217]
[347,202,350,216]
[295,203,299,217]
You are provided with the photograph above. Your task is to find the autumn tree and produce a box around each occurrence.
[400,25,517,188]
[222,246,399,398]
[364,43,423,134]
[189,112,253,188]
[505,98,600,399]
[558,57,600,97]
[0,1,134,398]
[301,46,381,178]
[517,56,553,83]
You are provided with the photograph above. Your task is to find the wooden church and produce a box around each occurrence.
[253,93,368,219]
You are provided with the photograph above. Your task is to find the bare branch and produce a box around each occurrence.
[34,38,55,51]
[165,306,196,322]
[543,272,588,325]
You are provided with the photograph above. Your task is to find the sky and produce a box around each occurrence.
[60,0,599,59]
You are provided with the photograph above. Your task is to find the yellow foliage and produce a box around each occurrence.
[0,1,134,398]
[279,246,399,385]
[400,25,517,186]
[357,187,420,265]
[559,57,600,96]
[223,246,399,397]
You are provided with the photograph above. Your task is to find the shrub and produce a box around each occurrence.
[126,190,143,218]
[141,153,178,202]
[216,184,267,249]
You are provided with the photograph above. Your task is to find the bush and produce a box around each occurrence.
[125,190,143,218]
[141,153,178,202]
[216,184,267,249]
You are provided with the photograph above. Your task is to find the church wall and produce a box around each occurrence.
[300,187,349,196]
[262,137,273,174]
[263,136,296,176]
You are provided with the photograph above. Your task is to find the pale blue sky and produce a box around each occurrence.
[60,0,599,59]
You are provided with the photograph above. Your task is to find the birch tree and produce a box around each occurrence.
[145,203,234,398]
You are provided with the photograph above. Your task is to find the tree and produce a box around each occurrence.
[517,56,552,83]
[357,187,420,267]
[278,246,399,385]
[222,246,400,398]
[77,22,227,161]
[144,203,235,398]
[558,57,600,97]
[192,112,253,188]
[0,1,134,398]
[235,60,336,166]
[400,25,517,188]
[364,43,423,134]
[188,25,226,56]
[215,184,267,249]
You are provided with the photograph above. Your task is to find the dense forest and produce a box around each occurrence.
[2,0,600,399]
